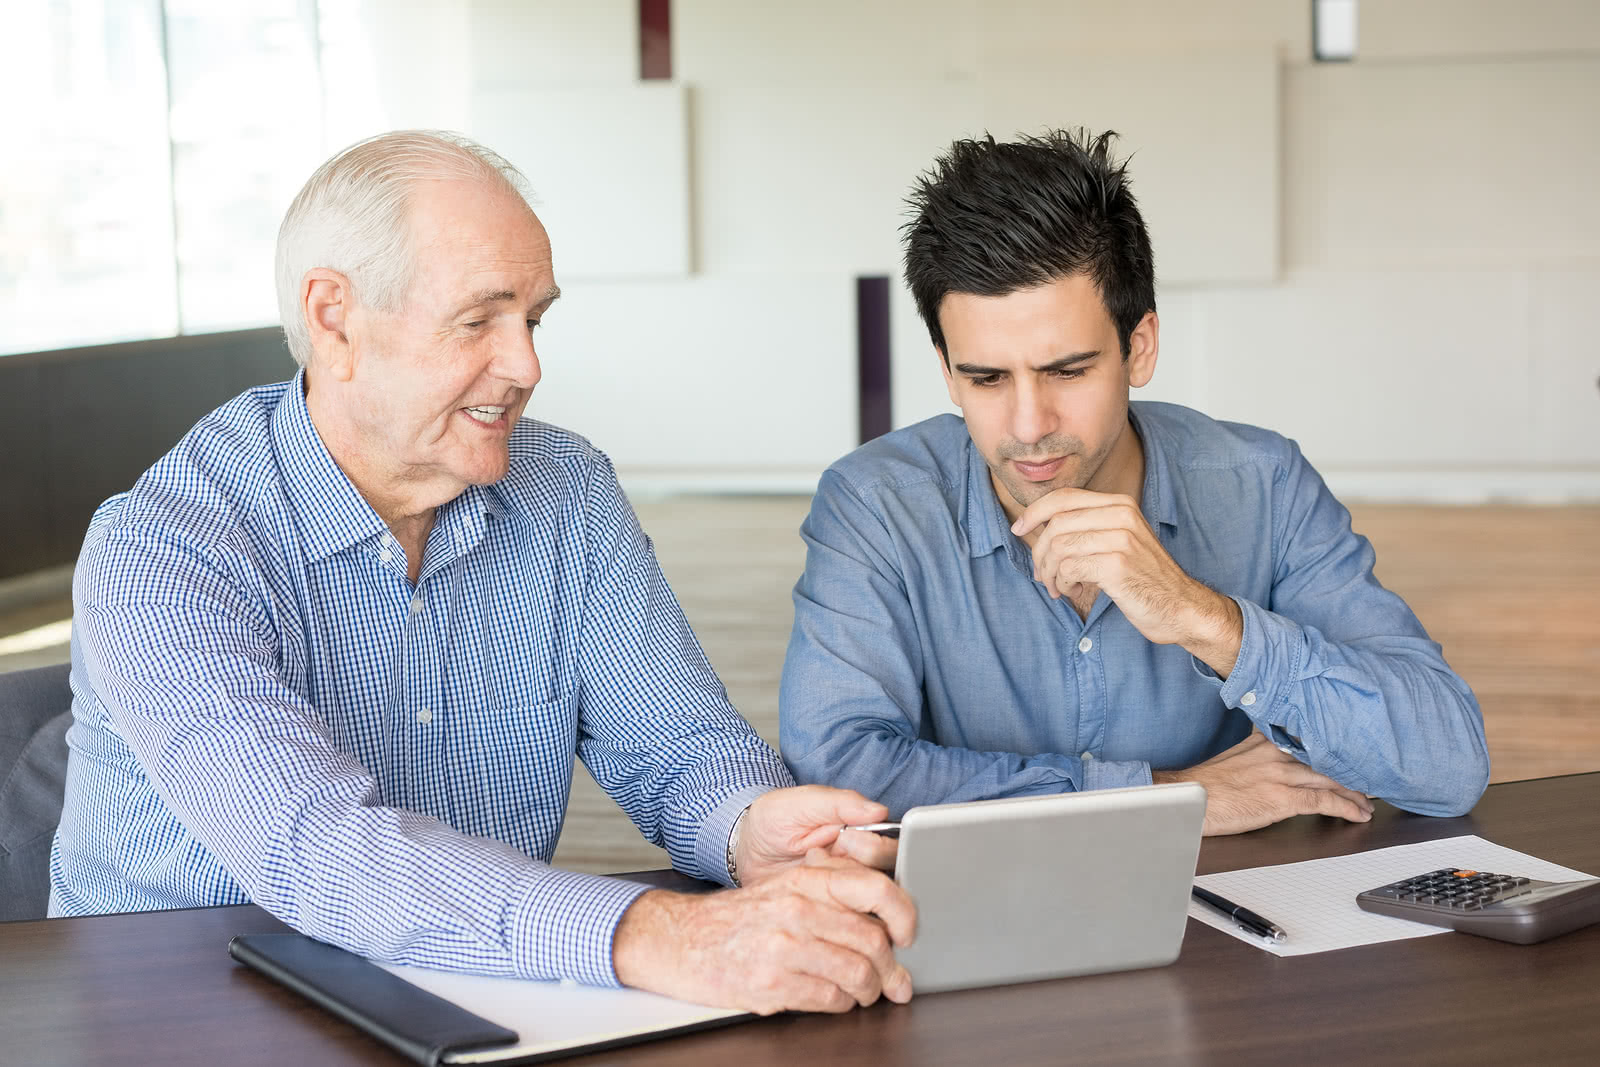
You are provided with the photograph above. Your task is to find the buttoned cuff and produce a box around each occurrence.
[694,783,777,888]
[1192,596,1307,752]
[509,867,654,987]
[1081,756,1154,792]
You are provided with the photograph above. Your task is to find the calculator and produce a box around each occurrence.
[1357,867,1600,944]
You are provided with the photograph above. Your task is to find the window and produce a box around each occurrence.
[163,0,323,334]
[0,0,177,356]
[0,0,334,357]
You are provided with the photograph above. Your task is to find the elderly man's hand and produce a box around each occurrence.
[734,785,899,882]
[1154,731,1374,835]
[611,853,916,1014]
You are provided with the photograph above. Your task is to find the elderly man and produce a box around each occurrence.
[50,131,912,1015]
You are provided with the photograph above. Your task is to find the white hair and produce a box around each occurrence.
[275,130,533,367]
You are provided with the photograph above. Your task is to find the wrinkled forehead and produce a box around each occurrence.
[940,276,1115,357]
[403,178,555,300]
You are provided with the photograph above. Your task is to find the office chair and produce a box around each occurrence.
[0,663,72,921]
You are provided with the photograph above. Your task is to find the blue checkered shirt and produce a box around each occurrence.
[49,372,792,985]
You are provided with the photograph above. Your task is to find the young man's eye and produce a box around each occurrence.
[1053,368,1085,380]
[970,374,1001,387]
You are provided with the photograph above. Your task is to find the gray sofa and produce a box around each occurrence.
[0,663,72,921]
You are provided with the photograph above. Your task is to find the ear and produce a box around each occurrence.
[302,268,357,383]
[938,345,963,408]
[1126,310,1159,389]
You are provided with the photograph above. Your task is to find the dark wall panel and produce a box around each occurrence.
[0,329,293,580]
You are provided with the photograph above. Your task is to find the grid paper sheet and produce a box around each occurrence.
[1189,835,1593,956]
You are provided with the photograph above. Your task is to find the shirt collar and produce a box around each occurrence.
[271,369,390,562]
[963,433,1012,559]
[1129,403,1178,530]
[961,405,1178,560]
[271,373,512,566]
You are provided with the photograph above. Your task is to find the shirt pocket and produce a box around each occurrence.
[448,693,578,857]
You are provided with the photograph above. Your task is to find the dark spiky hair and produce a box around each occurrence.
[902,128,1156,363]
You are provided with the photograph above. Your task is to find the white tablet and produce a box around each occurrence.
[893,782,1207,994]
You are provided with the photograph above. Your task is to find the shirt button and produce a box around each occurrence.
[1078,636,1093,653]
[379,549,393,563]
[416,708,433,724]
[1081,750,1094,760]
[409,595,424,614]
[1241,691,1257,707]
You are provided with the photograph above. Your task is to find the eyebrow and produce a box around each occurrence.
[953,350,1100,376]
[450,284,562,320]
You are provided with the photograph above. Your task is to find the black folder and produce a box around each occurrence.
[230,934,519,1065]
[230,931,752,1064]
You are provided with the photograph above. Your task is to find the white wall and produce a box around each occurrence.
[333,0,1600,501]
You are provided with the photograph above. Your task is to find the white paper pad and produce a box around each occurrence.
[1188,835,1593,956]
[378,962,749,1063]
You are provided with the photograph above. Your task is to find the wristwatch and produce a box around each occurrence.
[726,803,752,887]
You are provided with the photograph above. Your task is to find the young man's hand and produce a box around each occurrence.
[1010,487,1244,678]
[1154,731,1375,835]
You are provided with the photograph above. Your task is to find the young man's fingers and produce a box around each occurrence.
[1293,786,1373,823]
[1009,487,1130,537]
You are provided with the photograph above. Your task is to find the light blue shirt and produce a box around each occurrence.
[51,372,791,985]
[780,404,1488,819]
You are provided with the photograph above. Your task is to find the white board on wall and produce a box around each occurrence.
[674,0,980,85]
[468,0,637,89]
[528,274,857,472]
[1200,268,1539,470]
[979,0,1310,63]
[979,48,1281,287]
[1360,0,1600,60]
[1285,58,1600,271]
[470,84,691,280]
[691,80,983,276]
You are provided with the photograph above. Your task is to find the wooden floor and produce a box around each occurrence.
[4,499,1597,874]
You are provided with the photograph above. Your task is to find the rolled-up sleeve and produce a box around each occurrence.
[1193,443,1490,816]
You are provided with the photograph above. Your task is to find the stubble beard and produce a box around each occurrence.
[992,432,1113,513]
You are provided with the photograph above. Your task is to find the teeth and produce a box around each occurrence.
[464,406,505,424]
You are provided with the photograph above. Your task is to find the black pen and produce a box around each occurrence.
[1192,885,1288,942]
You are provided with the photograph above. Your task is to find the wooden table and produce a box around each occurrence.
[5,773,1598,1066]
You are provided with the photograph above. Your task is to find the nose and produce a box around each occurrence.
[494,322,542,391]
[1009,377,1056,447]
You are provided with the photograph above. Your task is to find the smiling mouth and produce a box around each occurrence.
[462,405,508,426]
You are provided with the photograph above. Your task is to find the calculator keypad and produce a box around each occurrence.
[1363,868,1532,910]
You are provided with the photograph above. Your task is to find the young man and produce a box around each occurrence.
[780,130,1488,834]
[52,131,912,1015]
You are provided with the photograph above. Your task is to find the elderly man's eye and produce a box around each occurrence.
[464,320,485,329]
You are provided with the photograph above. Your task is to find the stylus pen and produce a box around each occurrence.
[1192,885,1288,942]
[843,821,901,839]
